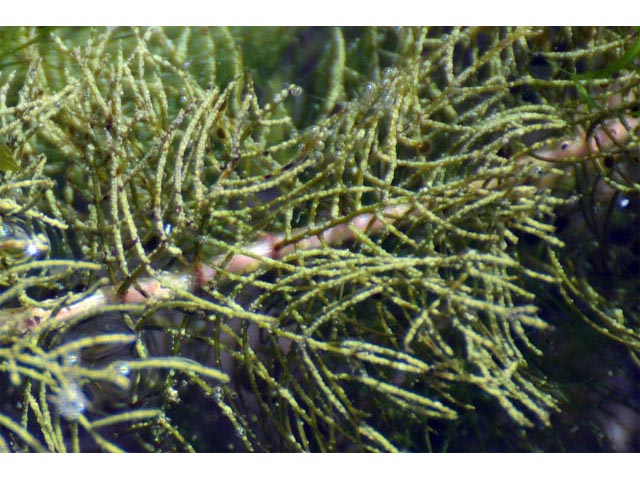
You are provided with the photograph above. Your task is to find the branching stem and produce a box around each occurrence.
[2,112,637,336]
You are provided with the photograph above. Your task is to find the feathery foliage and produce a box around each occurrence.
[0,27,638,452]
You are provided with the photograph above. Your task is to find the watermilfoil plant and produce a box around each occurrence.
[0,26,638,452]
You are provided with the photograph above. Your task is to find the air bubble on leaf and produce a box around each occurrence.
[30,233,49,259]
[382,67,398,85]
[65,352,79,366]
[617,196,630,210]
[383,67,396,77]
[25,242,41,258]
[360,82,377,101]
[289,84,303,97]
[0,224,49,264]
[213,385,223,401]
[382,93,395,107]
[115,362,130,376]
[182,60,192,69]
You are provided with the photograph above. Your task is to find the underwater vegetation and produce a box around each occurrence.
[0,26,638,452]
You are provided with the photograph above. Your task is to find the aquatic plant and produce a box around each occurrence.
[0,26,638,452]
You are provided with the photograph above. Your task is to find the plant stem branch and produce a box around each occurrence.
[2,113,636,336]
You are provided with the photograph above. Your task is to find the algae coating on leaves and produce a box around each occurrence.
[0,27,638,452]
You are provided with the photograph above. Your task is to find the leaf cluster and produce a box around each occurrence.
[0,26,638,452]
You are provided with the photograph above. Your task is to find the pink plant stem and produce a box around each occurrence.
[199,203,412,281]
[6,112,637,335]
[516,113,638,189]
[11,204,412,334]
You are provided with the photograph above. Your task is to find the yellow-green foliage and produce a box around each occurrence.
[0,27,638,452]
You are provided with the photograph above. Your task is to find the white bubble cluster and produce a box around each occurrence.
[213,385,223,401]
[52,381,87,421]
